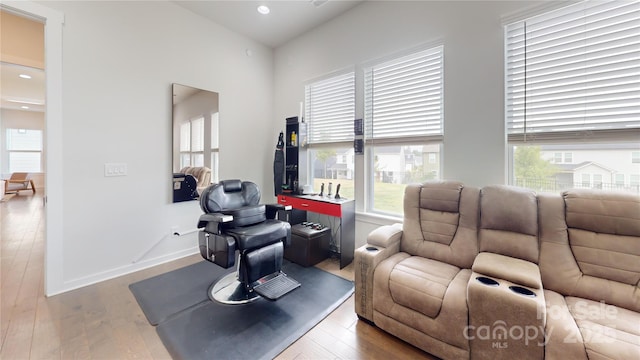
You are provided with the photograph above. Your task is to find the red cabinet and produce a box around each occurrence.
[277,195,342,217]
[277,194,355,268]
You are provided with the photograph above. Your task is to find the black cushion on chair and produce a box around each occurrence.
[226,219,290,251]
[220,205,267,228]
[222,179,243,192]
[244,242,284,284]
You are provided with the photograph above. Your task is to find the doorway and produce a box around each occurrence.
[1,1,64,296]
[1,10,45,199]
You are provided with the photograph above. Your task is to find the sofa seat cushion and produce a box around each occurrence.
[388,256,460,318]
[565,297,640,360]
[374,252,472,352]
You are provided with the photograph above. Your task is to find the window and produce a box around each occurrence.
[615,174,625,187]
[305,71,356,200]
[364,46,444,215]
[210,112,220,183]
[506,1,640,194]
[306,72,355,145]
[633,152,640,164]
[631,174,640,188]
[308,147,354,200]
[581,174,591,188]
[553,153,562,163]
[191,117,204,167]
[179,122,191,168]
[179,117,205,169]
[593,174,603,189]
[564,152,573,163]
[6,128,43,173]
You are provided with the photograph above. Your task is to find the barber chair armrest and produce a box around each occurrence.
[265,203,292,220]
[197,213,233,231]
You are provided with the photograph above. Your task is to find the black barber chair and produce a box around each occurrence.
[197,179,300,304]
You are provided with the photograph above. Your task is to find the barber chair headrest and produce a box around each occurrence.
[200,180,261,213]
[222,179,242,193]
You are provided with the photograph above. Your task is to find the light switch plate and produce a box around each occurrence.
[104,163,127,177]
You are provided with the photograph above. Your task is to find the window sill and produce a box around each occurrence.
[356,211,402,226]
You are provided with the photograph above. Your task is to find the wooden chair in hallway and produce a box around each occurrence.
[4,172,36,194]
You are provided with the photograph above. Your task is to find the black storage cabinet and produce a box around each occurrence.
[284,224,330,267]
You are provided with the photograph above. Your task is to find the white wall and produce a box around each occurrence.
[39,1,274,293]
[273,0,544,248]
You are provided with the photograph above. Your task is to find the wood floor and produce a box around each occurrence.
[1,191,436,359]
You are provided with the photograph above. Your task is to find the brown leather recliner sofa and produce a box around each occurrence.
[354,182,640,360]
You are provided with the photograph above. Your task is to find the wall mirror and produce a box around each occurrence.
[172,83,219,202]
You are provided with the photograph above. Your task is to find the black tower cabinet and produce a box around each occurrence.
[285,116,300,193]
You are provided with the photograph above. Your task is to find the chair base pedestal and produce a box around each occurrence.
[208,272,260,305]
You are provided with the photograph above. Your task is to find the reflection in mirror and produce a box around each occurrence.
[172,83,219,203]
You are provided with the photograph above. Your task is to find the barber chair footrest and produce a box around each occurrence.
[253,272,300,301]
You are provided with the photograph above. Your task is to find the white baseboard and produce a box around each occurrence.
[48,246,199,296]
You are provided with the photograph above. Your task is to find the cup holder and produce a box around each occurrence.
[366,246,379,252]
[476,276,499,287]
[509,285,536,297]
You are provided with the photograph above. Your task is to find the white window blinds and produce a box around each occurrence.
[6,129,42,151]
[364,46,444,143]
[506,0,640,142]
[6,129,43,173]
[305,72,355,144]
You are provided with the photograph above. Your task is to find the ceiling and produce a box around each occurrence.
[1,1,364,114]
[173,0,365,48]
[0,63,45,113]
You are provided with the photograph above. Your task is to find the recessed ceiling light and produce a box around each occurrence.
[19,74,32,79]
[257,5,270,15]
[311,0,329,7]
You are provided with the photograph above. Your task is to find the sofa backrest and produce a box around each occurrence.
[401,181,480,269]
[180,166,212,188]
[478,185,539,263]
[539,189,640,312]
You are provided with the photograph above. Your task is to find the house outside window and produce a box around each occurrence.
[633,152,640,164]
[505,1,640,194]
[364,46,444,216]
[615,174,625,187]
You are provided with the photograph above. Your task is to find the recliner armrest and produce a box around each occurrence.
[354,223,403,321]
[368,223,403,249]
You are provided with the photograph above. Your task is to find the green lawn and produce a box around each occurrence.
[312,178,405,215]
